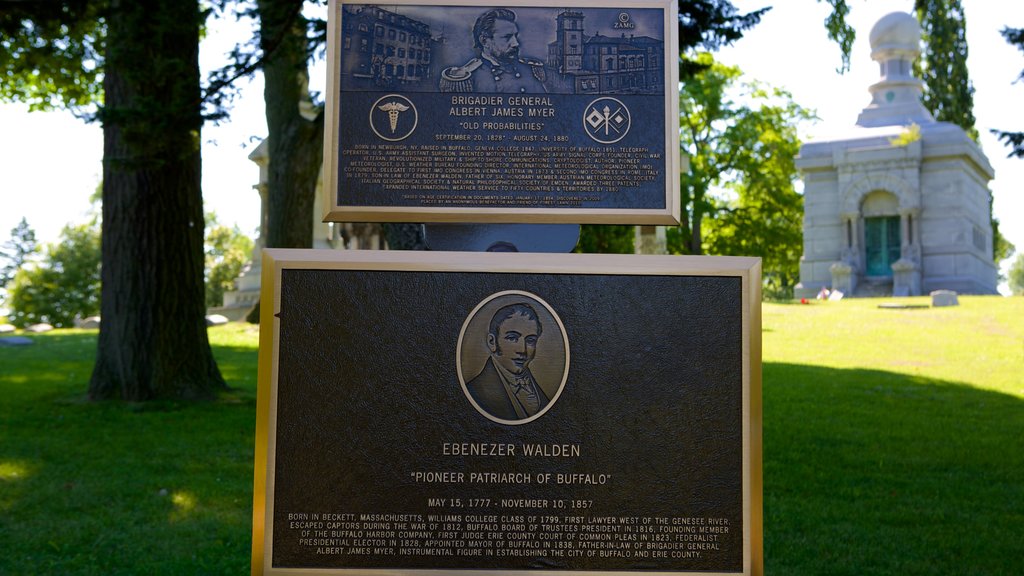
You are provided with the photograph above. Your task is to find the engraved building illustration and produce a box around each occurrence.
[340,5,437,87]
[546,9,664,94]
[794,12,998,298]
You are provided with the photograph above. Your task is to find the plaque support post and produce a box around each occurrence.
[422,223,580,253]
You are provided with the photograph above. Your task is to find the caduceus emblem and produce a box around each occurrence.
[377,101,410,134]
[369,94,418,142]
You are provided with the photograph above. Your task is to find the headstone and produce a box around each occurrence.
[25,323,53,333]
[930,290,959,307]
[205,314,230,326]
[0,336,34,346]
[77,316,101,329]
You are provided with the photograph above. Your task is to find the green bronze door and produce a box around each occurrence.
[865,216,900,277]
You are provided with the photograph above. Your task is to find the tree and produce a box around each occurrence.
[3,2,229,400]
[7,222,101,328]
[253,2,428,253]
[914,0,977,140]
[701,76,809,297]
[993,27,1024,158]
[204,0,328,321]
[1009,252,1024,295]
[669,53,813,293]
[678,1,854,75]
[90,1,226,400]
[0,218,38,289]
[255,0,325,249]
[205,216,255,308]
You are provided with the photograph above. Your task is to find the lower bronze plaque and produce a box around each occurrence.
[253,250,762,575]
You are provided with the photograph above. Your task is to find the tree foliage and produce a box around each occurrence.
[0,1,104,114]
[677,1,767,78]
[818,0,855,73]
[575,226,635,254]
[1009,252,1024,295]
[701,86,809,297]
[7,222,101,328]
[205,216,255,308]
[0,218,39,289]
[993,27,1024,158]
[669,53,813,294]
[914,0,977,140]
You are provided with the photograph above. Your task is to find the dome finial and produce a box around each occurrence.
[869,12,922,58]
[856,12,933,128]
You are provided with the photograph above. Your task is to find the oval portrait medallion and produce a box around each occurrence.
[457,290,570,425]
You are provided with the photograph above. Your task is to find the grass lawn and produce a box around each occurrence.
[762,296,1024,576]
[1,297,1022,575]
[0,324,260,575]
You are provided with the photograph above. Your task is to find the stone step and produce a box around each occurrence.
[854,279,893,298]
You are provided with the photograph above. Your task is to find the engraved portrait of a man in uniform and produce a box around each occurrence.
[439,8,549,94]
[458,291,569,424]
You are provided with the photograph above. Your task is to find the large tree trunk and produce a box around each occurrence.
[89,0,226,401]
[259,0,324,250]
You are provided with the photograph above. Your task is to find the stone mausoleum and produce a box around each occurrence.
[794,12,998,298]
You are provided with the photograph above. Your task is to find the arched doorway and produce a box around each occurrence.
[861,191,900,278]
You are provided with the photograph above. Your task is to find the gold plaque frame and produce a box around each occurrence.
[322,0,681,224]
[253,250,762,576]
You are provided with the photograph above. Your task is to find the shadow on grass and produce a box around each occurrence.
[0,330,258,575]
[764,362,1023,576]
[3,333,1020,575]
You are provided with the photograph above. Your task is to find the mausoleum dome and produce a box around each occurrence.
[855,11,931,128]
[869,12,921,56]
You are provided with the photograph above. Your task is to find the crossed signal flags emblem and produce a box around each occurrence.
[584,97,631,144]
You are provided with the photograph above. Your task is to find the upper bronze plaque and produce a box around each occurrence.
[323,0,681,224]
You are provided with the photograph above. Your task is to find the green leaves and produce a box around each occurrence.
[0,218,39,289]
[820,0,855,73]
[0,2,105,115]
[993,27,1024,158]
[915,0,978,140]
[1009,253,1024,295]
[674,53,815,295]
[204,215,254,308]
[6,222,101,328]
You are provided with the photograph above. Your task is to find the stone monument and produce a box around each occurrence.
[794,12,998,298]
